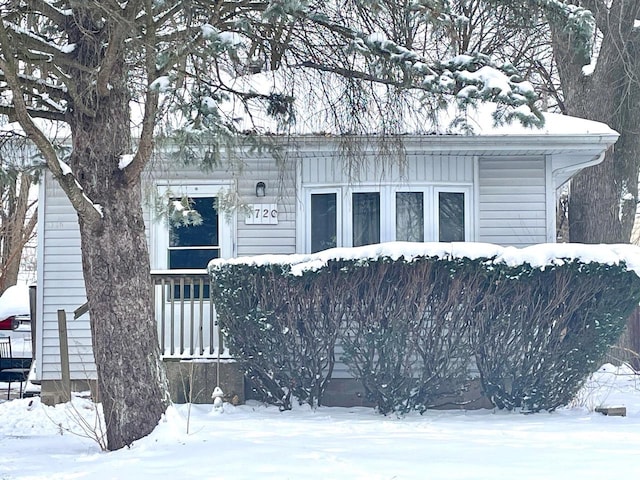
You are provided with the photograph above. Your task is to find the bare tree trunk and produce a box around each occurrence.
[65,12,168,450]
[551,0,640,244]
[0,169,36,294]
[551,0,640,368]
[78,183,168,450]
[70,96,168,450]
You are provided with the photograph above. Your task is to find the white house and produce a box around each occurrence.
[34,109,619,404]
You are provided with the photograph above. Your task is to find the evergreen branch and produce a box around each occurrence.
[0,17,101,225]
[0,70,70,104]
[21,0,70,28]
[93,1,145,96]
[294,60,412,87]
[3,22,95,74]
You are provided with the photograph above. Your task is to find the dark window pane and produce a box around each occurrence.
[311,193,337,253]
[173,282,210,300]
[168,195,220,299]
[439,192,465,242]
[169,249,220,270]
[168,249,219,298]
[396,192,424,242]
[353,192,380,247]
[170,197,219,247]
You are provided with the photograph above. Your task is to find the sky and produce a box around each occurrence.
[0,363,639,479]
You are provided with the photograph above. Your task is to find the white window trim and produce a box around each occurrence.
[305,187,342,253]
[302,183,474,253]
[434,186,472,242]
[153,183,235,270]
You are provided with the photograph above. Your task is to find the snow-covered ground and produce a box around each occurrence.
[1,364,639,479]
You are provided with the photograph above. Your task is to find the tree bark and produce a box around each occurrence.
[551,0,640,367]
[550,0,640,244]
[65,10,168,450]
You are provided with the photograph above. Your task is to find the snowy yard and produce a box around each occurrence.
[1,364,640,479]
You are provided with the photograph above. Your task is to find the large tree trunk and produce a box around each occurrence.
[551,0,640,367]
[66,12,168,450]
[71,102,169,450]
[77,176,168,450]
[551,0,640,244]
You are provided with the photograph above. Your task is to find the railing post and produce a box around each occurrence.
[56,309,71,403]
[179,277,185,355]
[189,278,195,356]
[198,277,204,356]
[151,270,216,358]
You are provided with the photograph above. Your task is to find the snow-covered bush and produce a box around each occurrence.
[210,262,345,409]
[471,261,640,412]
[210,243,640,413]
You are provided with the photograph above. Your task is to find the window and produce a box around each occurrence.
[396,192,424,242]
[169,197,221,268]
[304,186,470,251]
[310,193,337,253]
[168,196,220,298]
[352,192,380,246]
[438,192,465,242]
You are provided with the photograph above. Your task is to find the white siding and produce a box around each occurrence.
[38,151,298,381]
[302,152,474,185]
[37,143,561,384]
[235,152,296,256]
[37,174,93,381]
[478,157,547,246]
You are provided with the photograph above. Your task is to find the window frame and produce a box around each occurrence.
[434,186,472,242]
[346,187,384,247]
[303,183,472,253]
[305,188,342,254]
[391,186,432,242]
[153,183,234,272]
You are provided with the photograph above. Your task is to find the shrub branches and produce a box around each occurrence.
[210,245,640,413]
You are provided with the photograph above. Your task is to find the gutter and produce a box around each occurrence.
[553,151,607,176]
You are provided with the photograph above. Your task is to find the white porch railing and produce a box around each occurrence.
[151,270,224,358]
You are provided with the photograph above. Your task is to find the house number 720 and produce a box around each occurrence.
[245,203,278,225]
[255,207,277,219]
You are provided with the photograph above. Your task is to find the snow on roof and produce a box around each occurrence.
[209,242,640,277]
[218,71,617,138]
[0,285,31,319]
[441,104,617,137]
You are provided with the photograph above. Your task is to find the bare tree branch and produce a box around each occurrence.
[0,15,101,225]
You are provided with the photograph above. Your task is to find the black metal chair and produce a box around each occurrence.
[0,337,31,400]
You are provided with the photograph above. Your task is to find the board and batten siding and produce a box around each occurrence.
[148,150,297,258]
[301,151,474,379]
[301,151,474,185]
[477,157,550,247]
[235,152,297,257]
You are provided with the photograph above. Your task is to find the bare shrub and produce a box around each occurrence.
[471,261,640,412]
[339,257,481,414]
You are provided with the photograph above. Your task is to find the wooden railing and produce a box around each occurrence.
[151,270,223,358]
